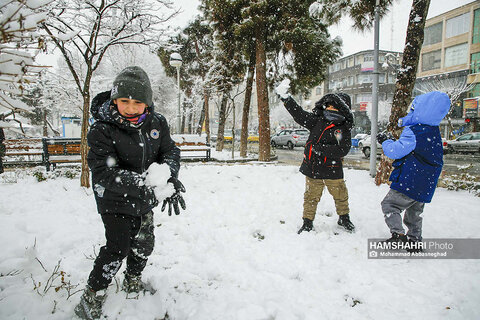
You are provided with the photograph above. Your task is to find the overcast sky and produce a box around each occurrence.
[173,0,478,57]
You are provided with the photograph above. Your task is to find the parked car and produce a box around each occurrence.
[358,135,382,158]
[351,133,368,147]
[271,129,309,149]
[446,132,480,154]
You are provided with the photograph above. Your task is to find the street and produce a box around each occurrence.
[274,146,480,176]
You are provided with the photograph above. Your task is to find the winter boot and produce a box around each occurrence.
[74,286,106,320]
[122,272,147,294]
[384,232,408,244]
[337,214,355,232]
[297,218,313,234]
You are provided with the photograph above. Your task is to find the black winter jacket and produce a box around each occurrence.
[283,95,353,179]
[87,91,180,216]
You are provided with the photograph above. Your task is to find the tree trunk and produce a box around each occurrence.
[42,108,48,137]
[240,53,256,158]
[80,93,90,188]
[215,93,228,151]
[375,0,430,185]
[204,90,211,144]
[197,100,206,135]
[255,28,271,162]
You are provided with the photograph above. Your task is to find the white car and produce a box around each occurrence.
[271,129,309,149]
[446,132,480,154]
[358,135,382,158]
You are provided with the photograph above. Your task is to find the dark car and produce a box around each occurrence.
[446,132,480,154]
[271,129,309,149]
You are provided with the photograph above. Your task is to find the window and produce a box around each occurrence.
[471,52,480,74]
[474,9,480,44]
[348,76,354,86]
[364,54,373,62]
[445,43,468,67]
[446,12,470,38]
[342,78,348,87]
[315,86,322,95]
[422,50,441,71]
[423,22,443,45]
[357,74,373,84]
[468,83,480,98]
[379,73,386,84]
[348,57,354,67]
[356,93,372,103]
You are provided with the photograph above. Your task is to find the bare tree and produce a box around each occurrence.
[42,0,178,187]
[0,0,50,130]
[416,74,479,138]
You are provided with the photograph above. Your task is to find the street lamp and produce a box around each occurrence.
[169,52,182,133]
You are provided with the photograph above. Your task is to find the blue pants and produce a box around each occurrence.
[381,189,425,241]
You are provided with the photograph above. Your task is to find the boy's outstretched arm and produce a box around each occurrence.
[381,127,416,160]
[282,96,317,130]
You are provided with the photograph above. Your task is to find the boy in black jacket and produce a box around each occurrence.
[75,66,184,320]
[281,93,355,234]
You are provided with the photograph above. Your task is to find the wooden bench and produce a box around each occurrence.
[42,138,81,171]
[3,138,45,167]
[176,141,211,162]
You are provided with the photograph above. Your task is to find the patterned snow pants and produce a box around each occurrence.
[87,211,155,291]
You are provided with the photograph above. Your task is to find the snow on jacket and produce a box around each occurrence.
[88,91,180,216]
[382,91,450,203]
[283,94,353,179]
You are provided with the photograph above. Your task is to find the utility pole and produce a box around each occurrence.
[370,0,380,177]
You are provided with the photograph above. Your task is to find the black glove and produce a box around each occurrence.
[145,187,159,208]
[161,177,186,216]
[376,132,394,144]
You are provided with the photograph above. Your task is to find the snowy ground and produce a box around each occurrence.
[0,164,479,320]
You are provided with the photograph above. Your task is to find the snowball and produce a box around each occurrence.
[274,78,291,99]
[145,163,175,201]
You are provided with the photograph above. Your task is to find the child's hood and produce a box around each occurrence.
[90,91,113,122]
[399,91,450,127]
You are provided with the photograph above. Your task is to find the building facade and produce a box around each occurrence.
[415,1,480,135]
[321,49,403,135]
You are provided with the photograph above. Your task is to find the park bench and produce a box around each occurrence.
[3,138,44,167]
[173,135,211,162]
[42,138,81,171]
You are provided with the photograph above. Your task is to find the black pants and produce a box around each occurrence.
[87,211,155,291]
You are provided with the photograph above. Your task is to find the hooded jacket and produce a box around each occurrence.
[382,91,450,203]
[87,91,180,216]
[283,94,353,179]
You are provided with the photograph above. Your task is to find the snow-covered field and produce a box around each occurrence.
[0,164,479,320]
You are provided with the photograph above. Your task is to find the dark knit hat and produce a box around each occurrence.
[111,66,153,106]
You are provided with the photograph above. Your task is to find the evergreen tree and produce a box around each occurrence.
[204,0,342,160]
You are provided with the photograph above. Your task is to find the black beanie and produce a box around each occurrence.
[111,66,153,106]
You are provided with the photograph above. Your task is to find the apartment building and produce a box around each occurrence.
[316,49,403,134]
[415,0,480,134]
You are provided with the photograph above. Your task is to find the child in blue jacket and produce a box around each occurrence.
[376,91,450,246]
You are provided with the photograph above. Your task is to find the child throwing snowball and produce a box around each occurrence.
[75,66,184,320]
[276,79,355,234]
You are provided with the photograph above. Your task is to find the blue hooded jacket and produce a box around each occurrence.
[382,91,450,203]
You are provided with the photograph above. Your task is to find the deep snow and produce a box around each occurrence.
[0,164,479,320]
